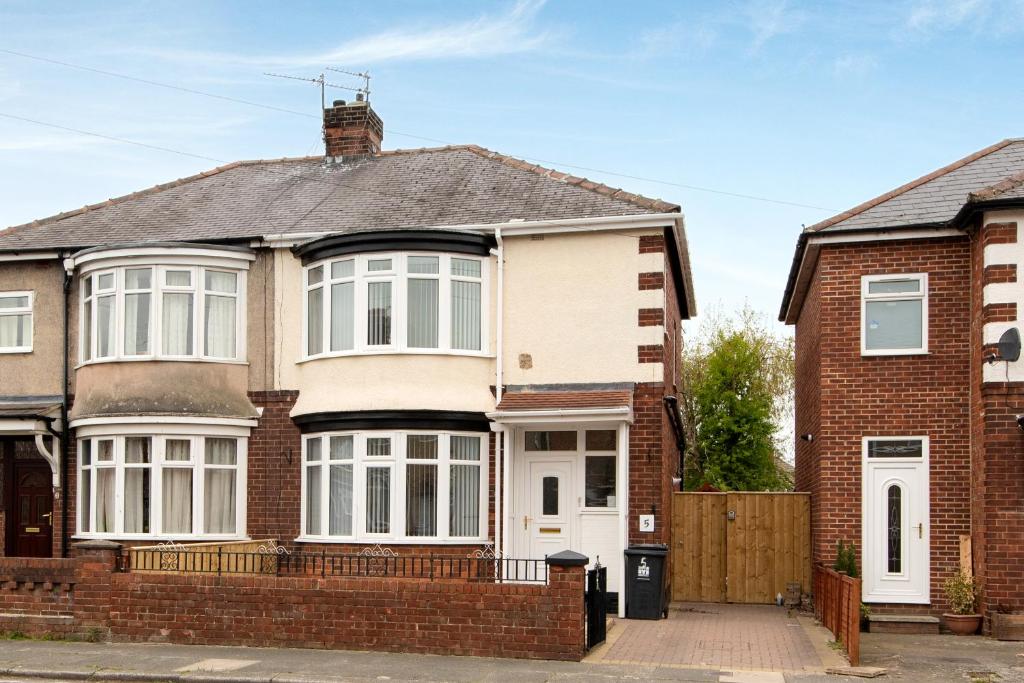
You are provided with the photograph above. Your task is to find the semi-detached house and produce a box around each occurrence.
[0,98,694,616]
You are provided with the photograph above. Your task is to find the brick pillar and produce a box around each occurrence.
[71,539,121,637]
[546,550,589,661]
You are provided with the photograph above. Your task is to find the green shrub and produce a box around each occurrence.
[943,569,978,615]
[833,540,858,578]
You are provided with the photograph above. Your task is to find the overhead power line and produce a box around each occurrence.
[0,46,834,212]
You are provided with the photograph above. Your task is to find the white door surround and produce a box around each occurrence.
[862,436,930,604]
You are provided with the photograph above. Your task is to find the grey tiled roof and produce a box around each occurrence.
[0,146,678,251]
[811,139,1024,232]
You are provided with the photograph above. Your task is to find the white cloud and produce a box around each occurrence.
[137,1,550,68]
[744,0,805,52]
[833,53,879,78]
[907,0,990,32]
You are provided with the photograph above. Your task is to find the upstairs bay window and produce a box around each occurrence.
[301,431,487,542]
[304,253,487,358]
[81,265,245,363]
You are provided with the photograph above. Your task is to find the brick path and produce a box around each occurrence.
[588,603,831,673]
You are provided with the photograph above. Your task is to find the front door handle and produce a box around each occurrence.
[917,523,923,539]
[523,515,529,531]
[41,512,52,524]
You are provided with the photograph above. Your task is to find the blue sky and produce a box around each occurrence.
[1,0,1022,329]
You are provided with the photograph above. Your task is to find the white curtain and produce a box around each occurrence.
[162,439,192,534]
[203,439,237,534]
[449,437,481,537]
[407,279,438,348]
[365,466,391,534]
[204,294,236,358]
[162,292,194,355]
[367,282,392,345]
[96,295,115,356]
[451,281,481,350]
[124,438,151,534]
[330,282,354,351]
[329,464,353,536]
[95,468,115,533]
[306,465,321,535]
[0,314,27,348]
[307,286,323,355]
[82,299,92,360]
[124,293,150,355]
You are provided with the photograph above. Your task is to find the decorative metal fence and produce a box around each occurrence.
[123,543,548,584]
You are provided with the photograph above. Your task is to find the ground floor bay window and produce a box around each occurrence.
[300,431,488,543]
[74,422,249,540]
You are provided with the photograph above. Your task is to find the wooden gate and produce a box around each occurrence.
[671,492,811,604]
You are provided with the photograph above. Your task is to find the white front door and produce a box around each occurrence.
[862,437,930,604]
[526,459,573,559]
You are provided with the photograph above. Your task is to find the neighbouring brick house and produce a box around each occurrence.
[0,97,694,619]
[780,138,1024,629]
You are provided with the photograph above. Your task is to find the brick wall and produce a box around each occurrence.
[247,390,302,541]
[796,237,972,613]
[0,556,76,636]
[795,264,822,554]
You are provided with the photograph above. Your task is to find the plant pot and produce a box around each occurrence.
[943,613,981,635]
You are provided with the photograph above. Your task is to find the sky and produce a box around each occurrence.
[1,0,1023,332]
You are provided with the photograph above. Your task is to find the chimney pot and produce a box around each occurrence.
[333,99,346,107]
[356,93,364,102]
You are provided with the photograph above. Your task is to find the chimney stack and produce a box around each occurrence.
[323,98,383,158]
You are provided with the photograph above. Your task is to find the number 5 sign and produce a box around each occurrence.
[639,514,655,533]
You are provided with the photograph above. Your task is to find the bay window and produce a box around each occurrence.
[80,264,245,363]
[0,291,32,352]
[77,433,246,539]
[301,431,487,542]
[304,253,487,358]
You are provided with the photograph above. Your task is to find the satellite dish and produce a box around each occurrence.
[998,327,1021,363]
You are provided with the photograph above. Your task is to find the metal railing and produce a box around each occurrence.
[123,547,548,584]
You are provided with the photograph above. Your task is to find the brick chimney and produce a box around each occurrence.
[323,96,383,158]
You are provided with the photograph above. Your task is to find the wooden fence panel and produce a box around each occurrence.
[672,493,726,602]
[813,564,860,666]
[672,492,811,604]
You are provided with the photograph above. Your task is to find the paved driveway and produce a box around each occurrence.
[587,602,843,674]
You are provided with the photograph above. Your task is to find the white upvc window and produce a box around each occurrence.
[303,253,488,359]
[77,432,247,540]
[300,431,488,543]
[861,274,928,356]
[80,265,245,363]
[0,291,33,353]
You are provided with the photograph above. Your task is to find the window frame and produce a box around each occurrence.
[76,431,248,541]
[301,252,489,361]
[79,264,247,365]
[299,430,488,544]
[860,273,928,356]
[0,290,33,353]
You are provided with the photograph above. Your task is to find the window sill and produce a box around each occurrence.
[0,348,32,354]
[75,357,249,370]
[860,349,930,357]
[294,536,491,545]
[72,534,251,542]
[297,349,494,364]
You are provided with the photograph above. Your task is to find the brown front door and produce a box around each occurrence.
[12,462,53,557]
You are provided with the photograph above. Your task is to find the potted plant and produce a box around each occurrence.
[943,569,981,635]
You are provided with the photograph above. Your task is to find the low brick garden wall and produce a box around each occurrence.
[0,542,588,661]
[0,557,77,636]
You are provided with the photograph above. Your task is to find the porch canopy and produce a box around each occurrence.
[487,389,634,423]
[0,396,63,488]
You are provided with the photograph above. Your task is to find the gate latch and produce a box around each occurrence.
[727,510,737,521]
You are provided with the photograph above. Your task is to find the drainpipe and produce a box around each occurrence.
[493,227,504,404]
[60,257,72,558]
[491,228,505,557]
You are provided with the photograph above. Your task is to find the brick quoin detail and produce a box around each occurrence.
[983,302,1017,324]
[638,235,665,254]
[638,272,664,290]
[983,264,1017,285]
[638,308,664,327]
[981,222,1018,247]
[638,344,663,364]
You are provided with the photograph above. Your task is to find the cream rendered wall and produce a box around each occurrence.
[502,229,665,386]
[276,248,497,416]
[982,208,1024,382]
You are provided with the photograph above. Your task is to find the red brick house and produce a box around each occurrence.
[0,98,693,621]
[780,139,1024,628]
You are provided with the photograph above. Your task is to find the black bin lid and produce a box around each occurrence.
[625,544,669,556]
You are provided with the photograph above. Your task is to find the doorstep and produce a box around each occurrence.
[867,614,940,634]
